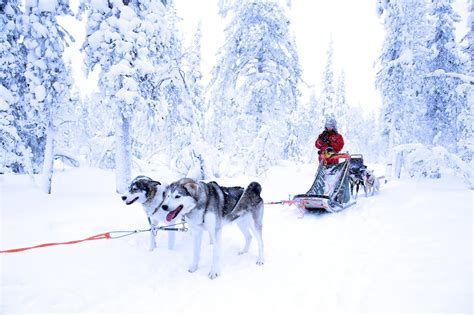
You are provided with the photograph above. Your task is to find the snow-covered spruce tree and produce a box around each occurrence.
[78,92,115,168]
[334,69,348,135]
[0,0,31,173]
[183,23,205,118]
[172,22,216,180]
[456,0,473,164]
[290,91,321,163]
[128,0,176,166]
[208,0,301,174]
[375,0,433,151]
[462,1,473,66]
[159,3,202,167]
[319,37,335,120]
[53,81,82,169]
[343,104,366,154]
[347,107,381,161]
[131,2,211,179]
[0,84,19,173]
[81,0,172,192]
[425,0,465,149]
[23,0,74,193]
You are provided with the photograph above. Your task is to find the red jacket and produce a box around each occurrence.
[315,130,344,164]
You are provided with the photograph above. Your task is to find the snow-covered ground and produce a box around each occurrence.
[1,162,472,314]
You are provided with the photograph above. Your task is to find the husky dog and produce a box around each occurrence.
[364,170,380,197]
[121,176,175,251]
[349,171,365,199]
[161,178,264,279]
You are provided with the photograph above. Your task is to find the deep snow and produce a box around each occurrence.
[1,162,472,314]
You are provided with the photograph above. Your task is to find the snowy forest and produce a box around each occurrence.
[0,0,473,193]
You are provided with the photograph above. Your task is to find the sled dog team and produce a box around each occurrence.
[121,176,264,280]
[349,168,380,199]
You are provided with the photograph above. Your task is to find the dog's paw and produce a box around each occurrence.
[238,250,248,255]
[256,258,264,265]
[188,265,198,273]
[208,271,220,279]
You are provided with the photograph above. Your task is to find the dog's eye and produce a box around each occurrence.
[175,195,181,199]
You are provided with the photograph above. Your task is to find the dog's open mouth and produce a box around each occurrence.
[166,205,183,222]
[126,197,139,205]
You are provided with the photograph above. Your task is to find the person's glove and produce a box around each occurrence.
[320,133,329,143]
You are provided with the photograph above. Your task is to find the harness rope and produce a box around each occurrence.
[0,221,188,254]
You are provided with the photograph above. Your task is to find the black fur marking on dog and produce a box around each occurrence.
[219,184,245,218]
[126,196,139,205]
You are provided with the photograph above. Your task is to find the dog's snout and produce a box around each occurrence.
[121,196,127,201]
[162,204,168,211]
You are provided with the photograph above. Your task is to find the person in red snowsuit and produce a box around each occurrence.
[315,117,344,164]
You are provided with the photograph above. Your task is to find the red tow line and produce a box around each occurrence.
[0,232,111,253]
[1,224,188,254]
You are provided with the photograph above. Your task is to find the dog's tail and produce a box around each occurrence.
[226,182,263,221]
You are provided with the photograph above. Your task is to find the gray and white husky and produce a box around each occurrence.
[160,178,265,279]
[364,170,380,197]
[121,176,175,251]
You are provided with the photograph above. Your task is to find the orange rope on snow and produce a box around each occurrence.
[0,224,188,254]
[0,232,111,253]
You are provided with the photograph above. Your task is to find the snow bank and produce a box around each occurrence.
[389,143,474,188]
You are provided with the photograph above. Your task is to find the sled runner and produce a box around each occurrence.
[292,153,359,213]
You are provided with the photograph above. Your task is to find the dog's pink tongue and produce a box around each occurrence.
[166,208,179,222]
[166,205,183,222]
[166,211,175,222]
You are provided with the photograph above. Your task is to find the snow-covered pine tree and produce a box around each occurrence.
[289,91,321,163]
[159,3,197,163]
[184,23,205,118]
[0,0,30,173]
[79,92,115,168]
[81,0,172,192]
[53,80,82,169]
[82,0,134,192]
[0,83,19,173]
[208,0,301,174]
[343,104,380,161]
[376,0,433,151]
[457,0,473,164]
[425,0,465,149]
[129,0,175,165]
[319,36,335,119]
[343,104,365,154]
[23,0,74,193]
[334,69,347,135]
[174,22,215,180]
[462,1,473,66]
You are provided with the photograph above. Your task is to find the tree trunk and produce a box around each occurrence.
[41,123,55,194]
[115,105,132,193]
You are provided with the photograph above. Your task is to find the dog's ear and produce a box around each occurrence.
[184,182,199,198]
[151,180,161,187]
